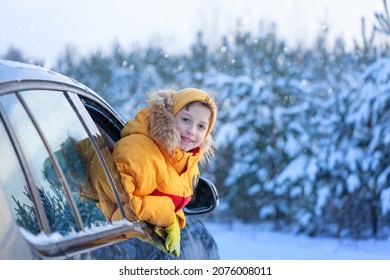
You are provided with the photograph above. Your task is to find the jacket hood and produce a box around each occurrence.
[121,89,216,164]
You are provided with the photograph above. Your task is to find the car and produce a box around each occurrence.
[0,59,220,260]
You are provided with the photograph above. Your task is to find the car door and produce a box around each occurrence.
[0,88,153,259]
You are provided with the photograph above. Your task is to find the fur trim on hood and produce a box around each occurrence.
[147,89,215,164]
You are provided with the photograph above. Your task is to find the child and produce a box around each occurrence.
[111,88,217,257]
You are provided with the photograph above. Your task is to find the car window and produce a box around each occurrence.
[0,90,113,237]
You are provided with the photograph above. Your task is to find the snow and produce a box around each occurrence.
[205,222,390,260]
[20,220,143,246]
[381,188,390,215]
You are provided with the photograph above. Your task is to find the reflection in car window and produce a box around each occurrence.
[68,92,133,222]
[0,91,108,237]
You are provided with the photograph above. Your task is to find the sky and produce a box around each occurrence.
[0,0,386,66]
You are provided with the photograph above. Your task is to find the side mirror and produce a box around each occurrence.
[184,177,219,215]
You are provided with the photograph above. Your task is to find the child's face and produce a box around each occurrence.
[175,102,212,152]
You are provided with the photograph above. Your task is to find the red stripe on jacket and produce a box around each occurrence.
[151,189,192,212]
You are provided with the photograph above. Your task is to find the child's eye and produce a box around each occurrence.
[199,124,206,130]
[182,117,190,123]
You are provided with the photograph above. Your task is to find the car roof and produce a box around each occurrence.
[0,59,106,101]
[0,59,95,96]
[0,59,123,121]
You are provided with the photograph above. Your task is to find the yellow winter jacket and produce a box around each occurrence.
[111,89,216,229]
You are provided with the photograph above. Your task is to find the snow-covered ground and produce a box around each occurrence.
[205,222,390,260]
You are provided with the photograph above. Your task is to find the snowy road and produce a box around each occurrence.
[205,222,390,260]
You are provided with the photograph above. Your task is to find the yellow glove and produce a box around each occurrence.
[165,216,181,257]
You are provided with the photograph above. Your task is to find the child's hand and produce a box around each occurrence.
[165,216,181,257]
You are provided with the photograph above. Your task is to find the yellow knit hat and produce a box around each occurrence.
[173,88,217,137]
